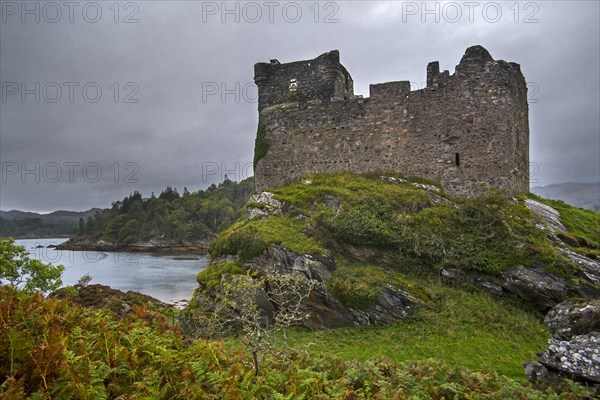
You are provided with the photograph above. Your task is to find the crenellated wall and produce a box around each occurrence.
[253,46,529,198]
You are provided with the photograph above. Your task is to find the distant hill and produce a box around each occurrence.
[531,182,600,211]
[0,208,103,238]
[0,208,103,223]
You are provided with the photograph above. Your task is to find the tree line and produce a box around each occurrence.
[0,218,77,238]
[78,177,254,245]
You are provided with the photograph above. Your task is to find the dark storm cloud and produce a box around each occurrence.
[1,1,598,212]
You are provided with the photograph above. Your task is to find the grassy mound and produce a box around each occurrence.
[210,216,324,261]
[189,173,599,392]
[209,173,592,279]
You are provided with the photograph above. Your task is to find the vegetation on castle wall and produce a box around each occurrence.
[253,124,270,169]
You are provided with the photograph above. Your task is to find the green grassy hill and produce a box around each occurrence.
[192,173,599,393]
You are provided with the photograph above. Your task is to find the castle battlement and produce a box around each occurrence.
[253,46,529,198]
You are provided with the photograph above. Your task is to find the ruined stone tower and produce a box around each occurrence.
[253,46,529,198]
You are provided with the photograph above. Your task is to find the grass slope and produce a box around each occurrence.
[286,277,549,380]
[529,193,600,247]
[197,172,600,390]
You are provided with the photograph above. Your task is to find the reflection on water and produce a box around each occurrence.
[16,238,207,304]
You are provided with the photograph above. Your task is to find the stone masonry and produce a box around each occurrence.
[253,46,529,198]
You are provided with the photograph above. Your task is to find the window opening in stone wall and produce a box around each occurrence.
[455,153,460,166]
[289,79,297,92]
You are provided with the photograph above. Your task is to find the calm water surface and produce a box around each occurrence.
[17,238,207,304]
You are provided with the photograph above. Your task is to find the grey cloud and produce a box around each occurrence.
[1,1,598,212]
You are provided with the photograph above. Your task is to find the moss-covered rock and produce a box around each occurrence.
[195,261,247,292]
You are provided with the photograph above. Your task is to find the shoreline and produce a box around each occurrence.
[4,235,72,240]
[55,241,208,255]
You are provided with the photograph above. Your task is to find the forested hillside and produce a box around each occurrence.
[74,177,254,245]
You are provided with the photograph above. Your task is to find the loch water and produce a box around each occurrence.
[17,238,207,304]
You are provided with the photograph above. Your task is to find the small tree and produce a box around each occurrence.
[0,238,64,293]
[77,273,93,287]
[186,267,314,376]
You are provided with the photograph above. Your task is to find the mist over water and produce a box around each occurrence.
[18,238,207,304]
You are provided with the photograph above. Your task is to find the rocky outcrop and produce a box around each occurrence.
[526,300,600,384]
[527,199,600,286]
[245,192,283,219]
[242,245,420,330]
[516,199,599,384]
[523,362,554,382]
[544,300,600,340]
[537,333,600,383]
[348,286,417,326]
[525,199,567,233]
[441,265,599,315]
[439,267,504,296]
[501,267,568,311]
[561,248,600,286]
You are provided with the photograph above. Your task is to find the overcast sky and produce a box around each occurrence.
[1,0,599,212]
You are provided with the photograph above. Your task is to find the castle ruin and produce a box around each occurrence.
[253,46,529,198]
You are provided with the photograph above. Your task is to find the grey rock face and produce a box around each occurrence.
[523,362,552,382]
[264,245,335,283]
[411,182,441,193]
[348,286,417,325]
[525,199,567,233]
[246,192,283,219]
[561,249,600,286]
[538,332,600,383]
[248,245,419,330]
[439,267,504,296]
[544,300,600,340]
[322,194,341,215]
[526,299,600,384]
[379,176,407,185]
[501,267,567,311]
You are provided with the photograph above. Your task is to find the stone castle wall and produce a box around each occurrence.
[253,46,529,198]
